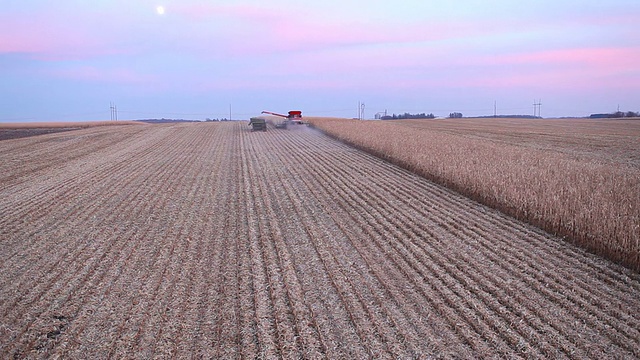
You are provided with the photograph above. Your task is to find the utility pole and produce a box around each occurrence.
[533,99,542,118]
[494,101,497,117]
[229,103,232,121]
[358,102,365,120]
[110,102,118,121]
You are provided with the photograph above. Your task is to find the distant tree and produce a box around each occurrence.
[626,111,638,118]
[449,112,463,118]
[590,113,610,119]
[382,112,435,120]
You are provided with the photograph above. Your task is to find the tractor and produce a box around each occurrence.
[248,117,267,132]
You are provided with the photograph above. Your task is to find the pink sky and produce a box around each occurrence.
[1,1,638,121]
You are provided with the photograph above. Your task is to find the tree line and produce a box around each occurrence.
[589,111,639,119]
[380,113,436,120]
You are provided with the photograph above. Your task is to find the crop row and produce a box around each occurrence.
[1,122,639,358]
[306,117,640,271]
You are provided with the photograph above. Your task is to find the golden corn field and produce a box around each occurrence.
[1,121,639,358]
[307,117,640,272]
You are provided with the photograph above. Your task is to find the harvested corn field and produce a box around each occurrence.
[1,122,639,358]
[307,117,640,272]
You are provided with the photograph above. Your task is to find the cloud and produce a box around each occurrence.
[165,2,510,57]
[478,47,640,87]
[48,65,159,85]
[0,12,128,61]
[2,1,637,113]
[3,1,638,65]
[490,47,639,68]
[253,43,640,93]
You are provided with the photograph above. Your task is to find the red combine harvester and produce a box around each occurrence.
[261,110,304,128]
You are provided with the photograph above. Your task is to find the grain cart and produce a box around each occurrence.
[248,117,267,132]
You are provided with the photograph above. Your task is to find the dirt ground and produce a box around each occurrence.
[1,122,639,358]
[0,128,80,141]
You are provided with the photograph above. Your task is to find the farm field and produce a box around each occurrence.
[0,121,143,141]
[1,121,640,358]
[308,117,640,272]
[394,117,640,167]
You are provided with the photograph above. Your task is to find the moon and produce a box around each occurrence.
[156,6,165,15]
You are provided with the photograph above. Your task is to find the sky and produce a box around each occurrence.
[1,0,639,121]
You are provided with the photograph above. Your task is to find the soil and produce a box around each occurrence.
[0,128,80,141]
[1,122,639,358]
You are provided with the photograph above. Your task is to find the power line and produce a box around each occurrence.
[110,102,118,121]
[533,99,542,117]
[358,101,366,120]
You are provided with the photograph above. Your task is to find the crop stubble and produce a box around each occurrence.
[307,117,640,272]
[1,122,639,358]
